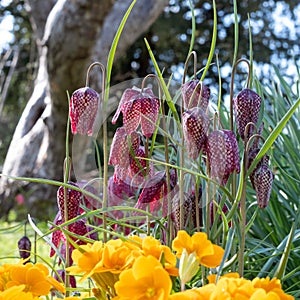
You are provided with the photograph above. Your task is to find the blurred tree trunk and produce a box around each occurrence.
[0,0,167,218]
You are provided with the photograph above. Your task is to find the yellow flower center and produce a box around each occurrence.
[146,287,155,297]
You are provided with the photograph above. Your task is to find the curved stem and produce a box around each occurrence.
[199,0,217,82]
[85,62,107,242]
[141,74,172,239]
[183,50,197,84]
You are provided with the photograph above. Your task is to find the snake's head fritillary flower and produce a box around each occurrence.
[247,147,273,208]
[182,80,210,110]
[109,127,140,168]
[135,170,166,211]
[129,146,154,185]
[112,87,160,137]
[248,147,269,185]
[171,188,202,232]
[70,87,100,136]
[183,107,209,160]
[135,168,177,214]
[69,220,89,246]
[18,236,31,261]
[57,182,81,221]
[206,130,240,185]
[108,176,136,205]
[252,164,274,208]
[233,88,262,141]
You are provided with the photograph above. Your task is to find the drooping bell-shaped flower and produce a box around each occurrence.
[57,182,81,221]
[109,127,140,181]
[233,88,262,141]
[206,130,240,185]
[128,146,154,185]
[70,87,100,136]
[251,164,274,208]
[247,147,273,208]
[108,176,136,207]
[182,80,210,110]
[135,170,165,211]
[50,211,94,258]
[183,107,209,160]
[69,220,88,246]
[112,87,160,137]
[171,190,201,232]
[18,236,31,261]
[135,168,177,213]
[109,127,140,167]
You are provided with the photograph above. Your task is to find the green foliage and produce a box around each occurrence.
[244,68,300,294]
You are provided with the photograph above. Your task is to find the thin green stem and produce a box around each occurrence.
[232,0,239,68]
[238,150,247,276]
[188,0,196,55]
[64,92,72,296]
[199,0,217,82]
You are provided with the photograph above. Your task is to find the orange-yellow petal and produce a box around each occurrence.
[115,255,172,300]
[200,244,224,268]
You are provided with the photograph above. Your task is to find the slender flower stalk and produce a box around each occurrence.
[86,62,107,242]
[180,51,197,230]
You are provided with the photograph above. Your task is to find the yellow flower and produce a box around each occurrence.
[5,262,65,296]
[95,239,137,273]
[250,289,283,300]
[207,272,240,284]
[0,285,38,300]
[169,284,215,299]
[141,236,178,276]
[252,277,294,300]
[67,241,104,281]
[172,230,224,268]
[115,255,172,300]
[210,277,256,300]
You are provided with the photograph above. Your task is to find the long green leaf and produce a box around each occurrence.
[104,0,136,103]
[144,38,181,127]
[274,223,295,279]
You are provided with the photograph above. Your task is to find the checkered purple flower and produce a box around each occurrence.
[182,107,209,160]
[112,87,160,137]
[206,130,240,185]
[233,88,262,141]
[70,87,100,136]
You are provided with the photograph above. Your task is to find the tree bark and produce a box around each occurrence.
[0,0,167,219]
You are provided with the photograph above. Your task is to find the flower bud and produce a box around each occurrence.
[179,249,200,285]
[18,235,31,261]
